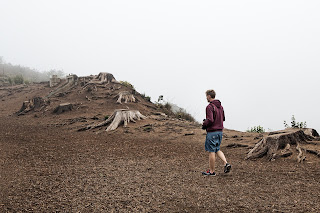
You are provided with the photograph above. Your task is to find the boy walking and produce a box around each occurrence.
[202,90,231,176]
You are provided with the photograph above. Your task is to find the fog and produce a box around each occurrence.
[1,0,319,131]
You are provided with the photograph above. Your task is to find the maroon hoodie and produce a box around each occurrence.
[203,99,225,132]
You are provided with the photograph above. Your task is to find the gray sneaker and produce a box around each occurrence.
[202,170,216,176]
[224,163,231,173]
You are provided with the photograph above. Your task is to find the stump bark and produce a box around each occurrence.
[78,109,146,132]
[116,91,136,104]
[53,103,73,114]
[96,72,118,84]
[246,129,318,161]
[17,97,46,115]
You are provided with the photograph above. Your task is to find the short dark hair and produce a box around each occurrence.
[206,90,216,99]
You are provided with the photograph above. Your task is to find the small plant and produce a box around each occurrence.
[104,115,109,120]
[247,125,265,133]
[284,115,307,128]
[119,81,134,89]
[141,93,151,102]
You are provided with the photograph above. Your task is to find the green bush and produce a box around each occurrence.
[247,125,265,133]
[157,102,196,122]
[175,109,195,122]
[284,115,307,128]
[119,81,134,89]
[13,75,24,84]
[141,93,151,102]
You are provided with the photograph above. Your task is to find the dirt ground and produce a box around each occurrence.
[0,82,320,212]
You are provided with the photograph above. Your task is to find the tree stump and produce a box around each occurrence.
[246,129,318,162]
[78,109,146,132]
[96,72,118,84]
[53,103,73,114]
[17,97,46,115]
[116,91,136,104]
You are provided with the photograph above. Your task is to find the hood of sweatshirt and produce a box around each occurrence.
[211,99,222,108]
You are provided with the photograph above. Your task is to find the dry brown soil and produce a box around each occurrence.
[0,82,319,212]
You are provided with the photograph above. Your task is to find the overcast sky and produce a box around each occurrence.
[1,0,319,132]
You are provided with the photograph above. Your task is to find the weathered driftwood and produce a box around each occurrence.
[17,97,46,115]
[246,129,318,162]
[53,103,73,114]
[78,109,146,132]
[116,91,136,104]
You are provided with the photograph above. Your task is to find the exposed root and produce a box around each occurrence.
[116,91,136,104]
[296,144,306,163]
[78,109,146,132]
[226,143,249,148]
[306,149,320,157]
[246,129,318,161]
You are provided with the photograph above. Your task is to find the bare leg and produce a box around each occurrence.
[217,150,227,165]
[209,152,216,173]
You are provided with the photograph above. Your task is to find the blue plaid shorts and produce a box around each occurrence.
[205,131,223,153]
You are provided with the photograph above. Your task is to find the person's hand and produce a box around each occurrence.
[202,119,206,130]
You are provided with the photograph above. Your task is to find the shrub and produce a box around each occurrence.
[13,75,24,84]
[247,125,265,133]
[119,81,134,89]
[157,102,196,122]
[284,115,307,128]
[141,93,151,102]
[175,109,195,122]
[104,115,109,120]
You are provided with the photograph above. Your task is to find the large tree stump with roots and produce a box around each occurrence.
[246,129,318,162]
[116,91,136,104]
[78,109,146,132]
[96,72,118,84]
[53,103,73,114]
[83,72,118,86]
[17,97,46,115]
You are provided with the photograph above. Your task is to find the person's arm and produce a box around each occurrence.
[223,109,225,121]
[203,105,214,128]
